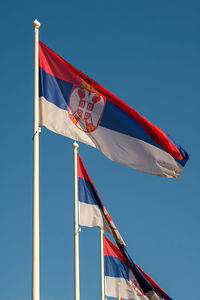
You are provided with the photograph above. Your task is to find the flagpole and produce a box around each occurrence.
[73,141,80,300]
[100,228,105,300]
[32,19,41,300]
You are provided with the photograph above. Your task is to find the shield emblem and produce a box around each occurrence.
[68,86,106,132]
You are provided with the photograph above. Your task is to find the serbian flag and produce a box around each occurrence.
[39,41,189,177]
[78,154,125,246]
[104,236,171,300]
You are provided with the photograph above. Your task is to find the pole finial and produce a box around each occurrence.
[72,141,79,150]
[32,19,41,29]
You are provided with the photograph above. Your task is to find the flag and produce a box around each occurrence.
[118,245,172,300]
[39,41,189,177]
[78,154,125,246]
[104,236,171,300]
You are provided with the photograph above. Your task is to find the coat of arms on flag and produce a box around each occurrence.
[68,82,106,132]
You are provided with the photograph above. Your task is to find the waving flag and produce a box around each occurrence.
[78,154,125,246]
[104,236,171,300]
[39,41,189,177]
[118,245,172,300]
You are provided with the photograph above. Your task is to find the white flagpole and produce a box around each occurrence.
[73,142,80,300]
[32,19,41,300]
[100,228,105,300]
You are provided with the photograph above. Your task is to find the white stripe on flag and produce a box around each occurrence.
[40,97,95,147]
[40,96,183,177]
[79,201,111,232]
[105,276,148,300]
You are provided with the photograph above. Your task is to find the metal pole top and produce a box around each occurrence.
[72,141,79,150]
[32,19,41,29]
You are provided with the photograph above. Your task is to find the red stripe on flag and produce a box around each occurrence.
[39,41,81,86]
[104,236,128,263]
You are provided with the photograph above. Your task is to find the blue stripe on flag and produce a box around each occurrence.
[39,67,73,110]
[78,177,99,205]
[39,67,187,167]
[101,101,187,166]
[105,256,130,280]
[39,67,158,148]
[100,100,159,148]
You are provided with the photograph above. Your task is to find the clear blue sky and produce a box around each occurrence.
[1,1,199,300]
